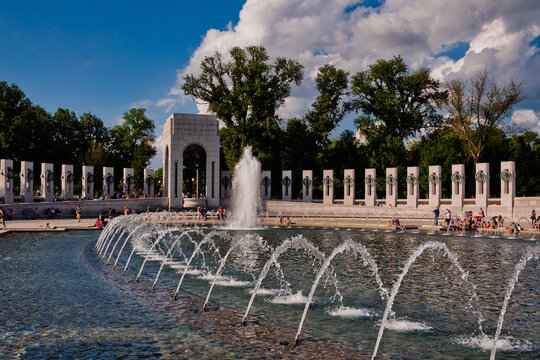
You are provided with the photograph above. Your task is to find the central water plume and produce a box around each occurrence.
[228,147,261,229]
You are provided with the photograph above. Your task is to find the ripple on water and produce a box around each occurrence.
[454,334,535,352]
[268,291,310,304]
[328,306,375,318]
[383,318,432,332]
[196,274,251,287]
[248,288,287,296]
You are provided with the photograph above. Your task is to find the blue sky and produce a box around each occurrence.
[0,1,244,126]
[2,1,539,169]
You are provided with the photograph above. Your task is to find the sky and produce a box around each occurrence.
[1,0,539,169]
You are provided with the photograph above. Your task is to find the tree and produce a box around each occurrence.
[182,45,304,171]
[51,108,80,165]
[79,112,109,145]
[109,108,156,189]
[351,56,446,141]
[305,64,350,150]
[282,64,349,195]
[441,70,524,164]
[506,131,540,196]
[153,168,163,194]
[409,128,467,198]
[0,82,50,162]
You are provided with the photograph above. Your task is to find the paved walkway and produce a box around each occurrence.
[0,216,537,237]
[0,218,98,236]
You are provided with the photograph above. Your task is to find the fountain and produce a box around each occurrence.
[228,146,261,229]
[85,146,540,359]
[91,214,539,359]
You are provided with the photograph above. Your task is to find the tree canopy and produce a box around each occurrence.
[351,55,446,140]
[0,81,157,196]
[182,45,304,171]
[2,49,539,198]
[441,70,524,163]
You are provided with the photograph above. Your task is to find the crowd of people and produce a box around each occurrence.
[194,205,227,220]
[1,200,538,235]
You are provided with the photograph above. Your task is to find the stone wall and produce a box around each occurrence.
[2,198,168,219]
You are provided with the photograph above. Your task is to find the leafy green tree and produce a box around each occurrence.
[281,64,350,197]
[441,70,524,164]
[153,167,163,194]
[182,45,304,172]
[305,64,350,150]
[409,128,467,198]
[11,105,52,164]
[0,82,51,162]
[79,112,108,145]
[51,108,81,164]
[108,108,156,189]
[506,131,540,196]
[350,56,447,197]
[351,56,446,141]
[0,82,29,159]
[323,130,369,199]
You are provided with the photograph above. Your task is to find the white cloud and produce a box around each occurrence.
[129,99,153,109]
[511,109,540,134]
[156,98,177,113]
[161,0,540,124]
[150,134,164,170]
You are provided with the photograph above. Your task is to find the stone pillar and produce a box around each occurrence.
[385,168,398,207]
[261,170,272,200]
[103,167,115,198]
[323,170,334,205]
[61,164,74,200]
[428,165,442,209]
[220,171,231,198]
[206,156,220,209]
[451,164,465,210]
[20,161,34,202]
[302,170,313,202]
[475,162,490,210]
[406,167,419,208]
[364,168,376,207]
[144,168,154,197]
[123,168,135,196]
[500,161,516,209]
[0,159,14,204]
[82,165,94,199]
[343,169,355,206]
[40,163,54,202]
[281,170,292,201]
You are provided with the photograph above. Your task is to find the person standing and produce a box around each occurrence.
[531,209,536,225]
[433,207,440,225]
[75,205,82,223]
[445,209,451,226]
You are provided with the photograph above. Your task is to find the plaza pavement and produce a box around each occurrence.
[0,215,536,237]
[0,218,98,236]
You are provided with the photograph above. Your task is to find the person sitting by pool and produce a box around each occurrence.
[94,217,104,228]
[508,222,520,234]
[0,208,6,230]
[285,217,291,227]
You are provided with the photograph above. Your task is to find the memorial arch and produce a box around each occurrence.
[162,113,220,209]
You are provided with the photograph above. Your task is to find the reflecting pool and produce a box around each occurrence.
[1,220,539,359]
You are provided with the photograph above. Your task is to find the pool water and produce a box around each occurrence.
[1,226,539,359]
